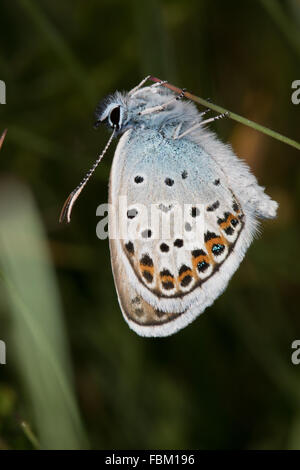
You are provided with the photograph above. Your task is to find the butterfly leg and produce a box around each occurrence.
[172,109,211,140]
[172,122,183,139]
[139,88,186,116]
[201,112,229,126]
[197,98,213,118]
[176,112,229,139]
[200,108,212,118]
[128,75,151,95]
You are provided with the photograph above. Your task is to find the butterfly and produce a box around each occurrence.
[60,76,278,337]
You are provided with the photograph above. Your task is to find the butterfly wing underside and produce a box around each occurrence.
[109,129,251,337]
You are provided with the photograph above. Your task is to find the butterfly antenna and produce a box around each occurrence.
[59,128,116,223]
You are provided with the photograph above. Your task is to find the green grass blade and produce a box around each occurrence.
[0,180,88,449]
[260,0,300,58]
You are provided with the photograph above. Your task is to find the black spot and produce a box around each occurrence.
[225,226,234,236]
[214,179,220,186]
[141,229,152,238]
[191,207,200,217]
[197,260,209,272]
[140,254,153,267]
[179,265,191,276]
[231,218,239,227]
[162,281,174,290]
[180,275,192,287]
[125,241,134,254]
[127,208,138,219]
[142,270,153,283]
[217,212,231,225]
[160,243,169,253]
[165,177,174,186]
[134,175,144,184]
[233,202,239,212]
[207,200,220,212]
[160,269,173,277]
[174,239,184,248]
[131,297,141,305]
[182,170,188,179]
[204,231,218,242]
[192,249,206,258]
[185,222,192,231]
[212,243,225,256]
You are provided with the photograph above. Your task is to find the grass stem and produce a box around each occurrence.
[149,76,300,151]
[20,421,41,450]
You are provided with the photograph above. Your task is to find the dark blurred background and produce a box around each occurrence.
[0,0,299,450]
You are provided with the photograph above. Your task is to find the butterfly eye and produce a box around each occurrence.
[109,106,121,129]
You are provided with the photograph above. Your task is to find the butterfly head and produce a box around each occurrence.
[94,92,127,132]
[93,86,192,135]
